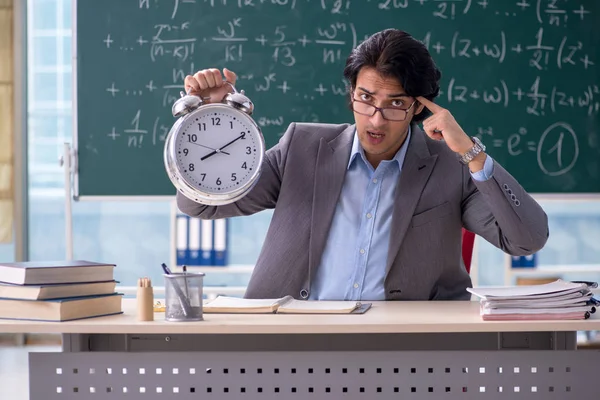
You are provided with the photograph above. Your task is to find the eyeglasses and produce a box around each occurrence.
[351,98,417,121]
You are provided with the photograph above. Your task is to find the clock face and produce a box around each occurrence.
[174,105,262,196]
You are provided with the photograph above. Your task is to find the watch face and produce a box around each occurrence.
[173,104,263,197]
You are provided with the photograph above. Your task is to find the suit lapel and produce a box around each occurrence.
[386,124,438,274]
[308,125,355,283]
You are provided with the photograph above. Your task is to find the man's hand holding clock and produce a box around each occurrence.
[164,67,265,206]
[184,68,238,104]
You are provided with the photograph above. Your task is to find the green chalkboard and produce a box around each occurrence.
[75,0,600,197]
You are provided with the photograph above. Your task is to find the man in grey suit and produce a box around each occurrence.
[178,29,549,301]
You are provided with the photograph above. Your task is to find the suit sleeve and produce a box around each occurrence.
[176,123,297,219]
[461,157,549,255]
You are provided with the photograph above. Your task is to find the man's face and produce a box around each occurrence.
[352,67,424,168]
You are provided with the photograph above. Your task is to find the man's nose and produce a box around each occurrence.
[369,109,387,127]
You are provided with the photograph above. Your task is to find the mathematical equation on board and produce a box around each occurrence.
[476,121,579,177]
[104,12,596,70]
[94,0,596,179]
[139,0,592,27]
[444,78,599,116]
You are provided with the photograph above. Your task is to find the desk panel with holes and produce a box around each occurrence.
[30,350,597,399]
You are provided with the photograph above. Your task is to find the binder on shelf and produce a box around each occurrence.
[187,218,202,266]
[200,220,213,265]
[511,253,537,269]
[175,214,189,266]
[510,256,521,268]
[522,254,537,268]
[212,219,228,266]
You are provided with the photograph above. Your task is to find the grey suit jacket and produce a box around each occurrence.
[177,123,549,300]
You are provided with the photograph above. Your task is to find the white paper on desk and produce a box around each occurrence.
[483,298,590,309]
[482,312,589,321]
[467,279,587,300]
[481,304,594,315]
[482,291,590,308]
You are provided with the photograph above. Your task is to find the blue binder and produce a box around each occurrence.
[212,219,228,266]
[187,218,201,266]
[200,220,213,265]
[176,214,189,266]
[511,253,537,268]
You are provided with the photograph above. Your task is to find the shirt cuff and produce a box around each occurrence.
[470,154,494,182]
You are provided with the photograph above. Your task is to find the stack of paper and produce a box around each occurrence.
[467,280,598,321]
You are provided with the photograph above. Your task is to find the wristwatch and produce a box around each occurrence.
[458,136,486,165]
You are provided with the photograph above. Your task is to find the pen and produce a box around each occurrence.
[183,265,189,297]
[161,263,172,275]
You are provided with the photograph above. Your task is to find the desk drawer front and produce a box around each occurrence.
[30,350,597,399]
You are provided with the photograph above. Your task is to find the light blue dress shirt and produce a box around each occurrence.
[310,127,494,301]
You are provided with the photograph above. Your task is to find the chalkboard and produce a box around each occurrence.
[74,0,600,197]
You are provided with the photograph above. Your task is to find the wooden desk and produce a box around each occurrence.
[4,300,598,399]
[2,299,599,334]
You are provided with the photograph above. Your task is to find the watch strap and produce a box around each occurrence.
[459,137,485,165]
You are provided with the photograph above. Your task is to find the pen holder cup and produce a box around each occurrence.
[164,272,205,322]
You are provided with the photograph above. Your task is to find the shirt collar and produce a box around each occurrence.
[348,124,412,170]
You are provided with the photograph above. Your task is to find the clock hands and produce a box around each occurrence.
[201,133,245,161]
[187,141,230,155]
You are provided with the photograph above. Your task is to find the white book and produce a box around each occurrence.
[203,295,369,314]
[203,296,290,313]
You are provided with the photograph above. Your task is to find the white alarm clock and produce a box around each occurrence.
[164,83,265,205]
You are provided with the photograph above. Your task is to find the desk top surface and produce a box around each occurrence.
[1,299,599,334]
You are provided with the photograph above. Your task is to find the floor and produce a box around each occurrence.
[0,337,61,400]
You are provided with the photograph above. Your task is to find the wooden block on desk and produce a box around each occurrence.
[0,9,12,82]
[516,276,561,286]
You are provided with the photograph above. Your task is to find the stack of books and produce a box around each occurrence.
[467,279,599,321]
[0,260,122,322]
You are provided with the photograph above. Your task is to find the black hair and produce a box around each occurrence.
[343,29,441,123]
